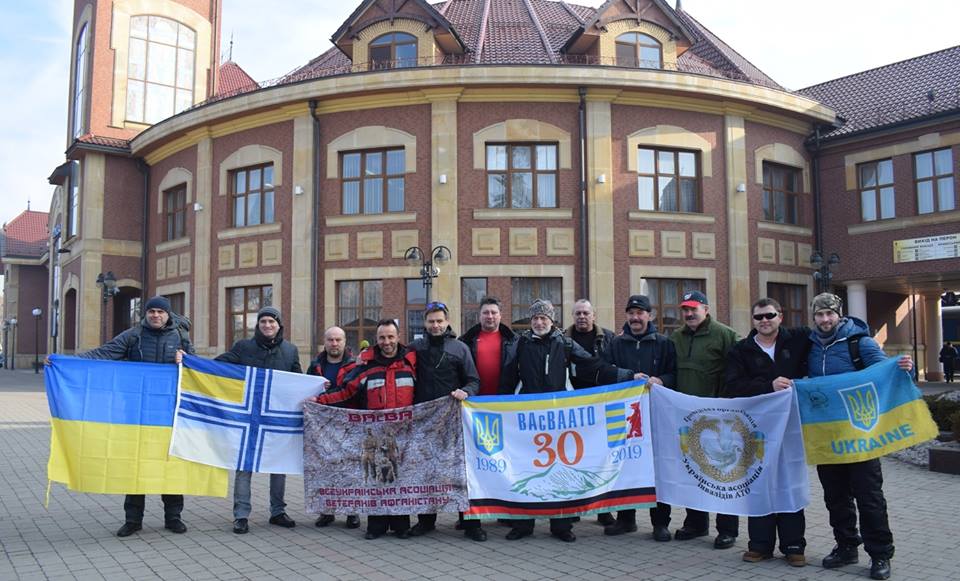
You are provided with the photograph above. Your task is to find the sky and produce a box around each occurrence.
[1,0,959,231]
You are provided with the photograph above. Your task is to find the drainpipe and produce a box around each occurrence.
[811,125,823,259]
[137,158,150,300]
[309,100,321,355]
[577,87,589,299]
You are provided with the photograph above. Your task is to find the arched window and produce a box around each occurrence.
[369,32,417,69]
[615,32,662,69]
[126,15,196,124]
[72,24,88,138]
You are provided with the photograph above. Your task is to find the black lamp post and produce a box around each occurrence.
[810,252,840,294]
[96,271,119,342]
[404,245,452,306]
[32,308,42,374]
[2,320,9,369]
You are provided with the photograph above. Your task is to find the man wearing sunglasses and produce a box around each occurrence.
[407,301,483,541]
[722,298,811,568]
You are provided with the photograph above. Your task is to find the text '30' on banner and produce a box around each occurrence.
[794,357,938,465]
[302,397,469,515]
[461,381,656,520]
[650,385,809,517]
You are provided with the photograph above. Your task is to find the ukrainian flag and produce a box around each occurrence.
[794,357,938,465]
[45,355,228,496]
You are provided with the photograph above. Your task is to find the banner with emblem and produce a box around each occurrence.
[650,385,809,517]
[461,381,656,520]
[794,357,937,465]
[302,397,469,515]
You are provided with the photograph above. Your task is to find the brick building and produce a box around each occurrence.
[31,0,959,380]
[1,209,50,369]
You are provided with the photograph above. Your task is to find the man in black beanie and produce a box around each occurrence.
[78,295,194,537]
[215,305,302,534]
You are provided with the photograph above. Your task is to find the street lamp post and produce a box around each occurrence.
[32,308,42,374]
[9,318,17,370]
[96,271,120,342]
[2,320,8,369]
[404,245,452,306]
[810,252,840,294]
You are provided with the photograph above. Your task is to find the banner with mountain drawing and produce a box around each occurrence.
[650,385,809,517]
[302,397,469,515]
[793,357,938,465]
[461,381,655,520]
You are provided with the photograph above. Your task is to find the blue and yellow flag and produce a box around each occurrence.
[45,355,228,496]
[794,357,937,465]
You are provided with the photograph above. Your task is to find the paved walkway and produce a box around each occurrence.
[0,370,958,580]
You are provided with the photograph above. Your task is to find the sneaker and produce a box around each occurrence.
[233,518,249,534]
[315,514,335,528]
[714,533,737,549]
[116,522,142,537]
[869,559,891,580]
[603,521,638,536]
[408,523,435,537]
[822,545,859,569]
[742,551,773,563]
[674,526,709,541]
[596,513,615,526]
[785,554,806,568]
[652,526,671,542]
[164,519,187,534]
[269,513,296,528]
[464,528,487,542]
[345,515,361,529]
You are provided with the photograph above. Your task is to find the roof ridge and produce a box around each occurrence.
[521,0,557,64]
[558,0,584,25]
[437,0,452,16]
[678,9,780,89]
[474,0,492,64]
[799,44,960,91]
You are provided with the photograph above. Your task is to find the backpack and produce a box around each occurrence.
[848,335,865,371]
[127,312,190,357]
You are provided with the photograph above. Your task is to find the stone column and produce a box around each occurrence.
[193,136,213,354]
[923,295,944,381]
[845,281,868,322]
[291,113,315,359]
[425,89,462,316]
[723,113,751,333]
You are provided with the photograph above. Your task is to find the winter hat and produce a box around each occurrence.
[811,293,843,316]
[257,306,282,324]
[528,299,556,322]
[625,295,652,312]
[144,296,172,314]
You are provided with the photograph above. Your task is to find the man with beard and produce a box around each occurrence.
[77,295,193,537]
[669,290,741,549]
[505,299,638,543]
[723,298,810,567]
[807,293,912,580]
[215,306,301,534]
[308,326,360,530]
[600,294,676,540]
[315,319,418,540]
[407,302,482,541]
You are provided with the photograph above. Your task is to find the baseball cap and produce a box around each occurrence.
[679,290,709,308]
[625,295,652,312]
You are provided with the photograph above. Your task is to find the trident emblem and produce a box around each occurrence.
[473,413,503,456]
[839,382,880,432]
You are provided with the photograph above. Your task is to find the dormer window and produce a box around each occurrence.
[615,32,662,69]
[370,32,417,69]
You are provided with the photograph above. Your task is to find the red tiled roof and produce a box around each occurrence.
[75,134,131,150]
[1,210,48,259]
[797,45,960,140]
[282,0,785,89]
[217,60,259,98]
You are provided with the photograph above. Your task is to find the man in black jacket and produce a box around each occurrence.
[308,326,360,530]
[564,299,616,388]
[215,306,301,534]
[408,302,482,540]
[459,297,518,396]
[722,297,810,568]
[506,299,637,543]
[78,295,193,537]
[601,294,677,539]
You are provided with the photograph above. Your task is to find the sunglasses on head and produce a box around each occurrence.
[425,301,448,311]
[753,312,779,321]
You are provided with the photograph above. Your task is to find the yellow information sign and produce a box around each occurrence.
[893,233,960,263]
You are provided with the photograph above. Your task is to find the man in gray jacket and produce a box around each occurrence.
[78,295,193,537]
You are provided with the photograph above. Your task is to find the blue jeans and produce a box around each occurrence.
[233,471,286,519]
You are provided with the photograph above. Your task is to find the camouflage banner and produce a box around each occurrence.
[302,398,468,515]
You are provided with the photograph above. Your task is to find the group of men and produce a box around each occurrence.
[78,288,912,580]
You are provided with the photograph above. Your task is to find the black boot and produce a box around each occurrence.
[870,559,891,580]
[822,545,859,569]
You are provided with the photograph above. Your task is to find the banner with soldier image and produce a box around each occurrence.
[461,381,656,520]
[302,397,469,515]
[651,385,809,517]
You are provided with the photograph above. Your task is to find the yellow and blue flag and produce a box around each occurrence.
[794,357,938,464]
[170,355,328,474]
[45,355,228,496]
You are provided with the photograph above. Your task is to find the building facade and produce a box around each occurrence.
[32,0,959,380]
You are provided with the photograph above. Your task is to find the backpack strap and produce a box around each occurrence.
[848,335,865,371]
